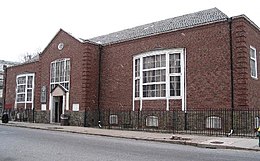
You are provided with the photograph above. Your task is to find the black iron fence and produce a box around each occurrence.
[2,108,35,122]
[3,107,260,137]
[85,108,260,137]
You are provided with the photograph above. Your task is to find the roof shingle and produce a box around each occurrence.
[89,8,228,45]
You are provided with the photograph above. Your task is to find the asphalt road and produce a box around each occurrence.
[0,125,259,161]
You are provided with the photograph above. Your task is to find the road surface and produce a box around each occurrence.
[0,125,259,161]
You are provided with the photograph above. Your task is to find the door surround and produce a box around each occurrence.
[49,85,67,123]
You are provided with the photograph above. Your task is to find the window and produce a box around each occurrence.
[16,74,34,103]
[109,115,118,125]
[0,89,2,98]
[250,46,257,78]
[0,75,3,88]
[146,116,158,127]
[206,116,221,129]
[50,58,70,91]
[133,49,184,99]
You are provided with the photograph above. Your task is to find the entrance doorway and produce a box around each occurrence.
[54,96,63,123]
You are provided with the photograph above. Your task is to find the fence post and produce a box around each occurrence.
[84,108,87,127]
[185,110,187,131]
[32,108,35,123]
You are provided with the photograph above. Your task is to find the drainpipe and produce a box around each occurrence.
[97,44,103,126]
[228,17,235,133]
[2,65,7,113]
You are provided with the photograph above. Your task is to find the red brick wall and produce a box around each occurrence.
[39,30,100,112]
[233,17,260,109]
[100,21,232,111]
[6,17,260,118]
[5,61,39,109]
[5,30,100,113]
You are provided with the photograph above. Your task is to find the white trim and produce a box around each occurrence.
[132,58,135,111]
[62,94,65,114]
[66,92,69,110]
[15,73,35,109]
[140,57,143,111]
[49,89,67,123]
[49,93,53,123]
[166,53,170,111]
[181,49,187,113]
[250,46,258,79]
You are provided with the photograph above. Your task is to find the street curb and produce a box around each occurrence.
[1,123,260,152]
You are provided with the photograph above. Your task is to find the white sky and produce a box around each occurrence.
[0,0,260,62]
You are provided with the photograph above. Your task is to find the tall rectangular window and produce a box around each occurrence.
[50,58,70,91]
[134,59,140,97]
[169,53,181,96]
[250,46,257,78]
[16,74,34,103]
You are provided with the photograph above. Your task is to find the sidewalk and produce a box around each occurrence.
[1,121,260,151]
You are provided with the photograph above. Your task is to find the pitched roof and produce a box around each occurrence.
[89,8,228,45]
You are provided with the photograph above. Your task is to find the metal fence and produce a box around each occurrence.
[3,107,260,137]
[2,108,35,122]
[88,108,260,137]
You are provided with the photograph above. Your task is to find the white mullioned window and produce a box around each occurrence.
[50,58,70,91]
[16,73,35,103]
[250,46,258,79]
[133,48,185,110]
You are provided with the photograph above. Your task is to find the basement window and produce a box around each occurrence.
[109,115,118,125]
[146,116,158,127]
[206,116,221,129]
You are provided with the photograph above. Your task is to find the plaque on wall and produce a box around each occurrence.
[41,86,47,103]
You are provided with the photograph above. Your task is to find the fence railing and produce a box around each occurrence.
[3,108,35,122]
[87,108,260,137]
[3,107,260,137]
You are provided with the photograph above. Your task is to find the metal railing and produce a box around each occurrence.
[84,108,260,137]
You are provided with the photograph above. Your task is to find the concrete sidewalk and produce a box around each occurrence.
[1,121,260,151]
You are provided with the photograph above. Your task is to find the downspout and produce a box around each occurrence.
[2,65,7,113]
[97,44,103,127]
[228,17,235,135]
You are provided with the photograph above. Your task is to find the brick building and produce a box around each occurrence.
[0,60,18,114]
[3,8,260,129]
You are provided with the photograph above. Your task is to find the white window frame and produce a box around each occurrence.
[15,73,35,108]
[50,58,70,91]
[133,48,185,111]
[0,89,3,98]
[255,116,260,129]
[250,46,258,79]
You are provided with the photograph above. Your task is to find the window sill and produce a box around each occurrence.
[135,97,182,100]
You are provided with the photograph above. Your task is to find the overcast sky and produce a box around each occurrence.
[0,0,260,62]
